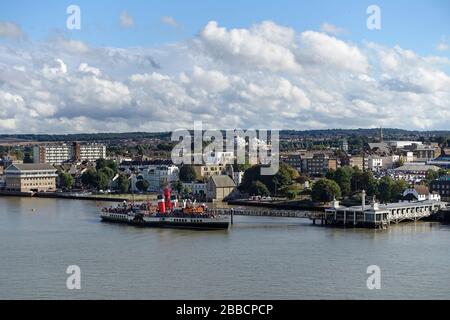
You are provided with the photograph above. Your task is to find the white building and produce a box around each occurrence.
[368,156,383,171]
[182,182,207,196]
[402,186,441,202]
[78,144,107,162]
[33,144,71,164]
[204,151,235,165]
[33,142,106,164]
[131,165,179,192]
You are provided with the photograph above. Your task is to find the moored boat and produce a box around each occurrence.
[100,188,229,230]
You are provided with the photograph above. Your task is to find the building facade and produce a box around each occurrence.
[33,142,107,164]
[301,153,337,177]
[182,182,207,197]
[349,155,367,171]
[193,164,226,181]
[132,165,179,192]
[429,176,450,202]
[4,164,57,192]
[206,175,236,202]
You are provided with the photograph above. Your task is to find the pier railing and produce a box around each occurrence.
[209,208,323,220]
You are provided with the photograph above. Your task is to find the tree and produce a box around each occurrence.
[426,169,439,181]
[179,165,197,182]
[391,179,409,201]
[99,167,115,180]
[241,163,297,194]
[378,176,393,203]
[171,180,183,196]
[81,168,97,189]
[182,187,192,197]
[296,174,309,185]
[117,175,130,193]
[311,179,341,203]
[351,170,378,196]
[286,190,298,200]
[136,180,149,192]
[96,158,118,173]
[59,172,74,190]
[249,181,270,196]
[333,166,353,197]
[96,158,108,171]
[96,172,110,190]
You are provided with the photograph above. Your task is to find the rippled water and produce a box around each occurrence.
[0,197,449,300]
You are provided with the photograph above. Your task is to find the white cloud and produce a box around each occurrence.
[320,22,345,35]
[436,38,449,52]
[78,63,101,77]
[298,31,369,74]
[0,20,449,133]
[0,21,24,38]
[161,16,180,28]
[119,11,134,28]
[198,21,302,73]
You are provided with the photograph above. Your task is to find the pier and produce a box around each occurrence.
[209,208,325,224]
[324,191,447,229]
[211,198,447,229]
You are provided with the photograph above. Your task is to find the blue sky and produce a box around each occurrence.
[0,1,449,133]
[1,0,449,56]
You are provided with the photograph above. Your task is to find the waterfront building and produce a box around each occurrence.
[131,165,179,192]
[119,159,173,173]
[325,190,445,229]
[429,175,450,202]
[4,163,57,192]
[206,175,236,202]
[33,142,107,164]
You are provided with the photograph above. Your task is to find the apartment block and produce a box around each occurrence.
[33,142,106,164]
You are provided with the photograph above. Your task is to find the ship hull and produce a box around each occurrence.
[161,221,229,230]
[100,214,229,230]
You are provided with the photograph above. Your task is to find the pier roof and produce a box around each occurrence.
[336,199,443,213]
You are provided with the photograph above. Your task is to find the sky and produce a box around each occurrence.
[0,0,449,133]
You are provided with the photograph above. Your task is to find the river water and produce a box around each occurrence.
[0,197,449,300]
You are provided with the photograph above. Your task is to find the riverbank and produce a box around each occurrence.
[0,191,157,202]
